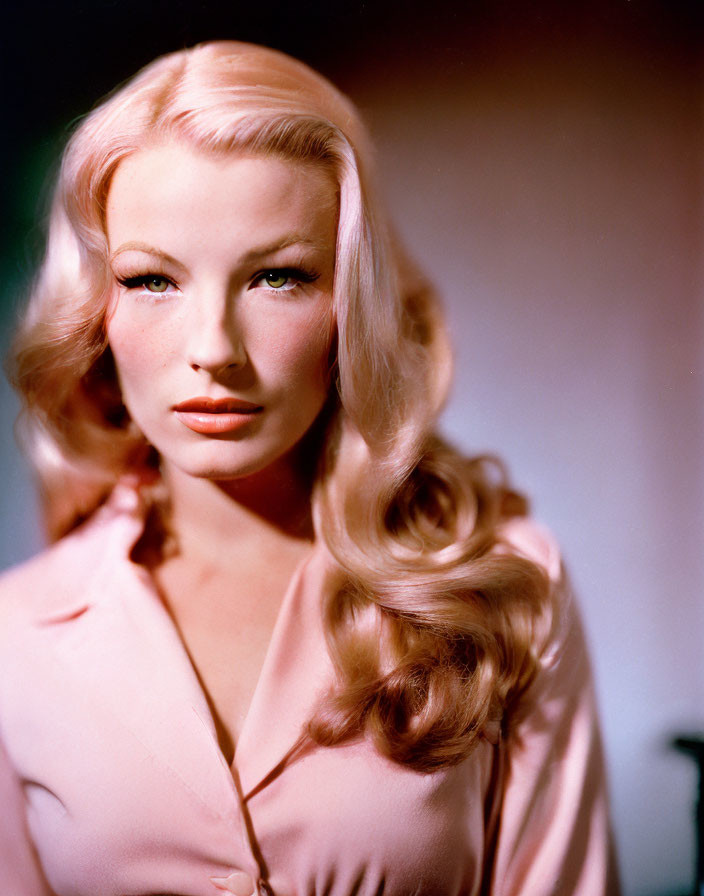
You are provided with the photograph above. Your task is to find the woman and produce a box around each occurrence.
[0,41,618,895]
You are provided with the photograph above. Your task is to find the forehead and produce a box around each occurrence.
[105,142,339,251]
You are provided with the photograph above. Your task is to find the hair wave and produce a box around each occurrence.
[8,41,554,771]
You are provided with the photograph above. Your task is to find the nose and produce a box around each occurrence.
[186,294,247,377]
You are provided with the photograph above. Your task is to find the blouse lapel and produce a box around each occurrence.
[31,484,340,813]
[32,489,242,820]
[234,544,337,798]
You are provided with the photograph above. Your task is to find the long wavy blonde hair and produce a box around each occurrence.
[9,41,553,771]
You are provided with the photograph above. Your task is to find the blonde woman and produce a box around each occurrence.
[0,42,618,896]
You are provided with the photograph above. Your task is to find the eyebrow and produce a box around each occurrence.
[109,237,326,269]
[109,243,187,271]
[239,237,325,263]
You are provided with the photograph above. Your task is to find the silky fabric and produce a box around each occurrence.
[0,484,619,895]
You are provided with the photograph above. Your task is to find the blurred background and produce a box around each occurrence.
[1,1,702,893]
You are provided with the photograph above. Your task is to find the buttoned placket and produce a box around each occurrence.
[210,870,273,896]
[201,726,283,896]
[125,564,283,896]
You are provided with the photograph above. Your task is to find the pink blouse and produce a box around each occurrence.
[0,484,619,895]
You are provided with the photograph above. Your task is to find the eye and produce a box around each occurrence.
[261,270,293,290]
[252,268,319,292]
[116,274,175,294]
[143,276,170,293]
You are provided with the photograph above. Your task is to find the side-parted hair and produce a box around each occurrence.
[9,41,553,771]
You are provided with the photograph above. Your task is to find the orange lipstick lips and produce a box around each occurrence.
[172,397,263,434]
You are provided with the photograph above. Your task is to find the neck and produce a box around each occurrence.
[161,455,315,565]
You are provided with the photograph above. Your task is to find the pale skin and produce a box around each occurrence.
[105,143,339,764]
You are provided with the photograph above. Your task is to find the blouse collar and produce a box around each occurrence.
[31,478,340,801]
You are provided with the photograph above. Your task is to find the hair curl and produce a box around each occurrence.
[9,41,554,771]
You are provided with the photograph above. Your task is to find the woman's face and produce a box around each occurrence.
[106,143,338,483]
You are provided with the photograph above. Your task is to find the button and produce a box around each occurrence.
[210,871,256,895]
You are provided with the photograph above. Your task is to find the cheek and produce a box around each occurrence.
[107,312,174,386]
[254,311,334,393]
[108,332,149,391]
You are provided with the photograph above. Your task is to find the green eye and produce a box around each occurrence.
[145,277,169,293]
[264,271,289,289]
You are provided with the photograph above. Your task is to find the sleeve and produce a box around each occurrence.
[481,575,621,896]
[0,735,55,896]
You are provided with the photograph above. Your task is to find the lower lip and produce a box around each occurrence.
[174,410,262,434]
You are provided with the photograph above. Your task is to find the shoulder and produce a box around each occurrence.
[496,514,563,585]
[496,517,594,725]
[0,483,146,645]
[494,514,591,693]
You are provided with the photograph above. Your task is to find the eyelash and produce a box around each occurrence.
[116,267,320,295]
[251,267,320,291]
[117,274,174,294]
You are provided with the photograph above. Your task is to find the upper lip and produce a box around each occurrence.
[172,397,263,413]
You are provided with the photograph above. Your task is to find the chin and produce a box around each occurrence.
[170,457,272,482]
[163,441,299,483]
